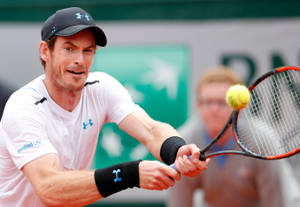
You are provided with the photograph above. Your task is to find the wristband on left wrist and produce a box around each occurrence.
[160,136,186,165]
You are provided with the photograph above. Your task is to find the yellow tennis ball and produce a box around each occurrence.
[226,84,250,110]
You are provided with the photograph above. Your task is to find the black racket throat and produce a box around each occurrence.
[199,111,238,161]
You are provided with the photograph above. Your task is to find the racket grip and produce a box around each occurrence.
[169,163,177,170]
[169,155,192,171]
[170,153,206,170]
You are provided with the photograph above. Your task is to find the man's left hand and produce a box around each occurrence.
[174,144,209,177]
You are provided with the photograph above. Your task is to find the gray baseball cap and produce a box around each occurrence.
[41,7,107,46]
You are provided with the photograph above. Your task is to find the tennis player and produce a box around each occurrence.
[0,7,208,207]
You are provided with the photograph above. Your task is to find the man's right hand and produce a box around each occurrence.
[138,160,181,191]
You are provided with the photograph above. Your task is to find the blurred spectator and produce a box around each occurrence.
[167,66,298,207]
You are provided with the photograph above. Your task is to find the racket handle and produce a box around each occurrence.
[199,152,206,161]
[170,153,206,170]
[169,155,192,170]
[169,163,177,170]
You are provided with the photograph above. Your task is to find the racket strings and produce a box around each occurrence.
[278,73,300,152]
[237,70,300,157]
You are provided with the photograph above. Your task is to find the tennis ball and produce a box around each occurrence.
[226,84,250,110]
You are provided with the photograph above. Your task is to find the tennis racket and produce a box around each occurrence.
[171,66,300,169]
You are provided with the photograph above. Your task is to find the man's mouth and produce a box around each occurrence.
[67,70,84,75]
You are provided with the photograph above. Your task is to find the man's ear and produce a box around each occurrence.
[40,41,50,63]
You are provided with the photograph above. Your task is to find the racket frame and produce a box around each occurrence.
[200,66,300,160]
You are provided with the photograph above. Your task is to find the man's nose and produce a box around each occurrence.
[74,52,84,66]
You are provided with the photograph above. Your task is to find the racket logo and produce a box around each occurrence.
[112,169,122,183]
[83,119,93,130]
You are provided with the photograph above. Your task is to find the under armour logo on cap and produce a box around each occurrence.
[41,7,107,47]
[51,25,56,34]
[75,13,90,21]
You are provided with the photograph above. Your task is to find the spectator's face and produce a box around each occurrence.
[44,29,96,91]
[197,82,232,137]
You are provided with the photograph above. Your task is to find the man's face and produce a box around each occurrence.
[45,29,96,91]
[197,82,232,137]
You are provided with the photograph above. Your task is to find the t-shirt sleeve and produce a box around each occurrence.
[1,94,57,170]
[99,73,140,124]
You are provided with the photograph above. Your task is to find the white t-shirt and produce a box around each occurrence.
[0,72,139,207]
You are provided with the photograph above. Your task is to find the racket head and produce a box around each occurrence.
[232,66,300,160]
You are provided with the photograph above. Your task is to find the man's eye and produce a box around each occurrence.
[84,49,94,53]
[65,47,72,51]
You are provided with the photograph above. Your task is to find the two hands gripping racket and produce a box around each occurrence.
[171,66,300,169]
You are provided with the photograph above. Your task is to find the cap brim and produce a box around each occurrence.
[56,25,107,47]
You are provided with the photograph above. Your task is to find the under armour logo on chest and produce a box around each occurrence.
[113,169,122,183]
[83,119,93,130]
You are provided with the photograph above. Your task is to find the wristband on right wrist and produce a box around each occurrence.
[94,160,141,198]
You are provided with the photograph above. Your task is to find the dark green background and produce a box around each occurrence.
[0,0,299,22]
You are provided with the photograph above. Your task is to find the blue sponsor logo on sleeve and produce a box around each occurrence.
[17,140,42,153]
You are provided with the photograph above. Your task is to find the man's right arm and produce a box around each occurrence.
[23,153,101,207]
[23,153,181,207]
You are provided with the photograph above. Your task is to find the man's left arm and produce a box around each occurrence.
[118,110,208,177]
